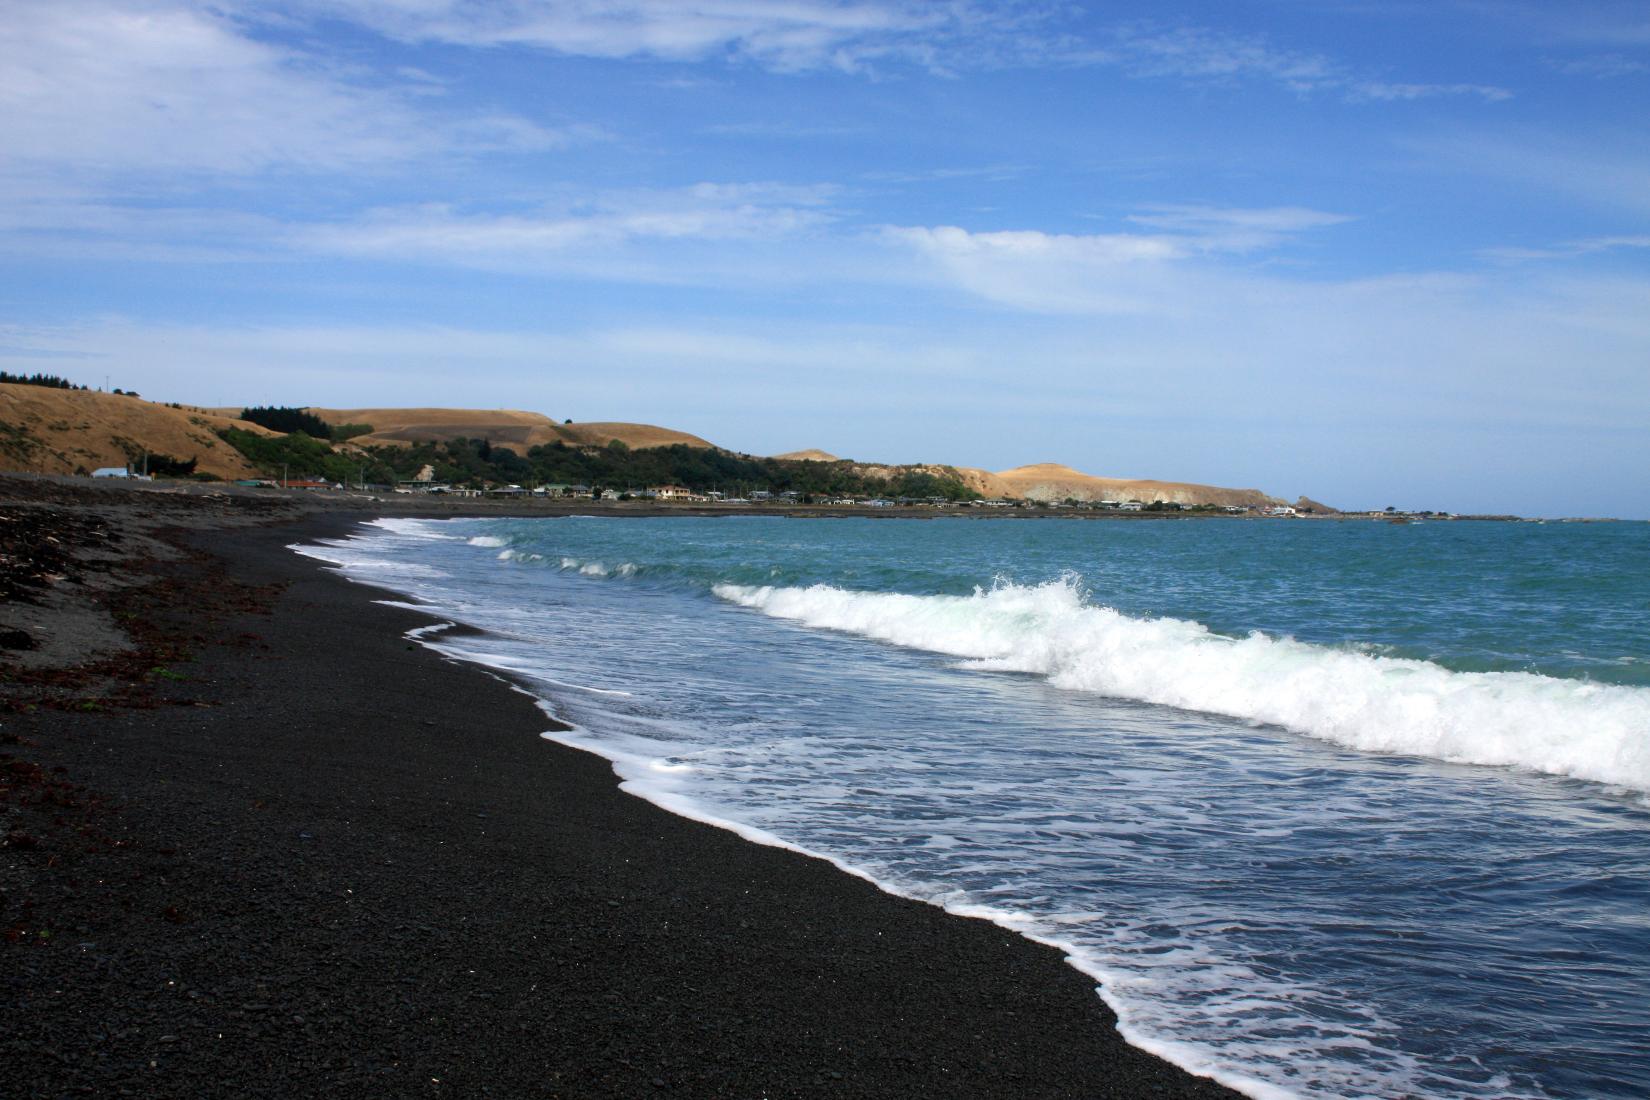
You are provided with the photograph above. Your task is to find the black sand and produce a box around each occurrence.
[2,485,1244,1098]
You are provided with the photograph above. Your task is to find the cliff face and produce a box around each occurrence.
[0,385,268,478]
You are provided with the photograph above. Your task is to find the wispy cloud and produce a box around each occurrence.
[1546,52,1649,78]
[703,121,870,139]
[284,0,1052,74]
[888,206,1350,313]
[0,0,569,186]
[1349,80,1511,102]
[1126,205,1353,249]
[1099,23,1511,102]
[294,183,840,274]
[888,224,1197,315]
[275,2,1513,103]
[861,164,1030,184]
[1481,234,1650,263]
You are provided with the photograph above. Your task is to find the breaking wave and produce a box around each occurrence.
[713,576,1650,794]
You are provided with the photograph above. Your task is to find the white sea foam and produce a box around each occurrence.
[366,517,463,540]
[467,535,507,547]
[714,577,1650,794]
[540,554,638,578]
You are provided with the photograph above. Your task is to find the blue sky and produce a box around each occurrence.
[2,1,1648,516]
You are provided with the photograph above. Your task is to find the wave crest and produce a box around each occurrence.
[714,577,1650,793]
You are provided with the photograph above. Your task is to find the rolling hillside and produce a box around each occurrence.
[247,407,716,452]
[0,388,1322,506]
[779,455,1291,509]
[0,385,270,479]
[990,463,1285,509]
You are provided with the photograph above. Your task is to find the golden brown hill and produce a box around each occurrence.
[990,463,1284,508]
[773,449,842,462]
[0,385,269,479]
[284,407,715,451]
[556,421,715,450]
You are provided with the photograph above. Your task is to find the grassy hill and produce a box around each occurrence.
[0,387,1319,507]
[0,384,271,479]
[210,407,716,452]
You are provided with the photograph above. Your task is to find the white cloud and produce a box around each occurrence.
[1125,205,1353,249]
[1101,24,1337,90]
[283,2,1514,102]
[286,0,1034,73]
[887,208,1349,313]
[1546,52,1649,79]
[1481,234,1650,263]
[1350,80,1512,102]
[887,224,1189,314]
[1100,23,1512,102]
[0,0,566,185]
[295,183,839,273]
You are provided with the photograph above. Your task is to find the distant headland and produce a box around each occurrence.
[2,378,1356,516]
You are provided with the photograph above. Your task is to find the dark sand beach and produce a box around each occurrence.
[2,477,1242,1098]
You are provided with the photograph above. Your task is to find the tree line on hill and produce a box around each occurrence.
[213,429,981,500]
[238,407,372,442]
[1,371,88,390]
[1,371,142,395]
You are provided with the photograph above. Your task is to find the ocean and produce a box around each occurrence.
[296,514,1650,1100]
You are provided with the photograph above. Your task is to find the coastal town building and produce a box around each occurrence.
[649,485,707,501]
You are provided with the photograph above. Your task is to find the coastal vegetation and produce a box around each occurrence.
[217,427,398,485]
[212,429,983,499]
[0,385,1300,506]
[239,406,373,442]
[0,371,89,391]
[376,437,980,499]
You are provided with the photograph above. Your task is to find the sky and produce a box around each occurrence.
[2,1,1648,516]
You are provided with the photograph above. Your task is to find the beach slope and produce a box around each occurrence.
[1,483,1241,1098]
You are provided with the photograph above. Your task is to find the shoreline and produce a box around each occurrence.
[3,482,1243,1098]
[0,472,1545,522]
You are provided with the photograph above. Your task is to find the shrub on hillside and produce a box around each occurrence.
[239,406,334,438]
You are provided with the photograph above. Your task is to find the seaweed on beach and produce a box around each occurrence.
[0,507,119,604]
[1,543,284,713]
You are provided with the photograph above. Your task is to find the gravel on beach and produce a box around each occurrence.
[1,479,1243,1099]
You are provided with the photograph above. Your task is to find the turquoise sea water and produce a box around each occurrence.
[298,516,1650,1100]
